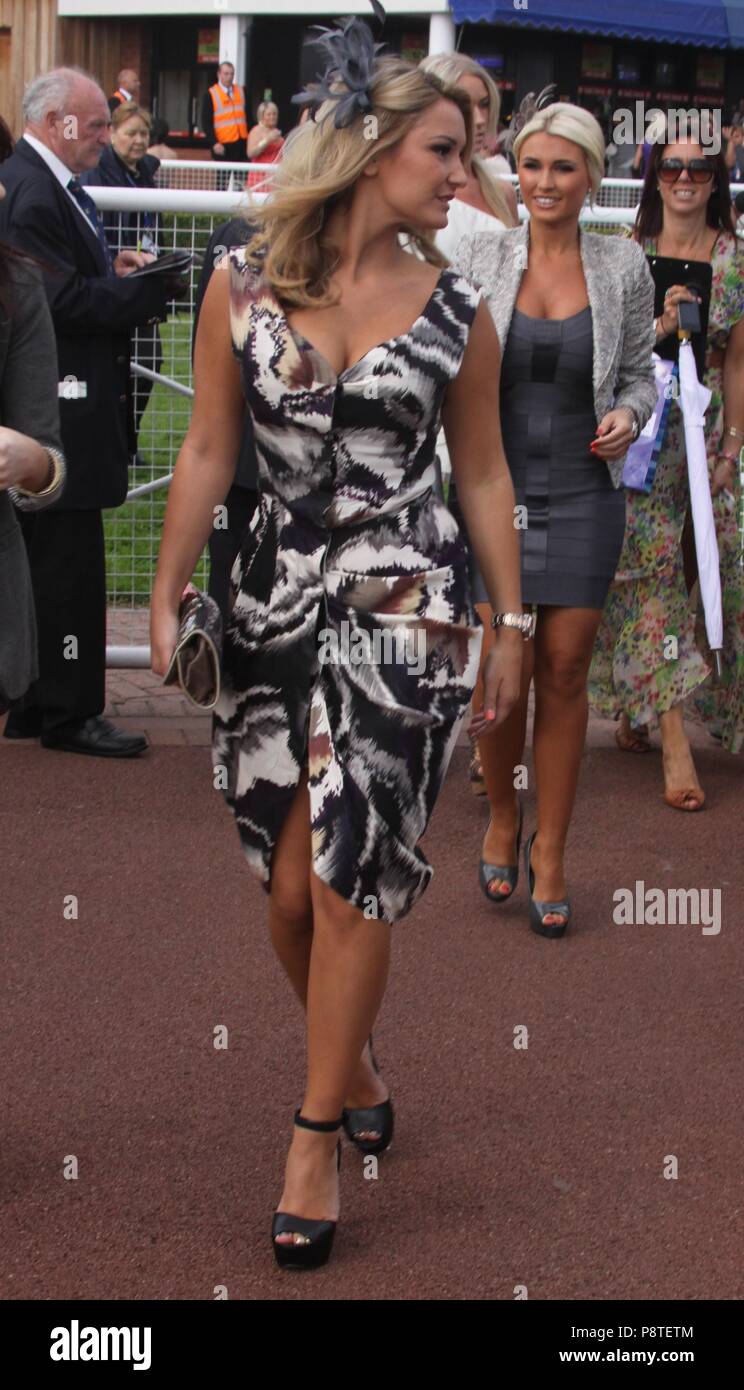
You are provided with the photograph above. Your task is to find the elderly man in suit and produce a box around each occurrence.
[0,66,173,755]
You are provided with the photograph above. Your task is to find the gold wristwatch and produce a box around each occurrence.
[11,446,66,499]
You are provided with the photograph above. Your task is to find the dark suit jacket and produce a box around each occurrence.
[0,137,170,509]
[0,258,65,705]
[193,217,258,491]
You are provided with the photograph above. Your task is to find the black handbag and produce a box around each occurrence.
[162,584,223,710]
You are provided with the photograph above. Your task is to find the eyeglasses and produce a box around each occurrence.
[658,158,715,185]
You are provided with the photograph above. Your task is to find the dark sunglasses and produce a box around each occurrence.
[658,157,715,184]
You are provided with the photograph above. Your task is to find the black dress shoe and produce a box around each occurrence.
[41,716,149,758]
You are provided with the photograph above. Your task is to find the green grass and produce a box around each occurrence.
[103,312,209,606]
[103,212,221,606]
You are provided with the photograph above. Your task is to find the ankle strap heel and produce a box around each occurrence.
[272,1109,344,1270]
[294,1109,344,1132]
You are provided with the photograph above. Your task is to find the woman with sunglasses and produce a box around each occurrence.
[591,134,744,794]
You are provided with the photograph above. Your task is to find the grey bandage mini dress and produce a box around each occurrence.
[454,305,626,608]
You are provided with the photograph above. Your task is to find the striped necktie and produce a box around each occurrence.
[67,178,116,276]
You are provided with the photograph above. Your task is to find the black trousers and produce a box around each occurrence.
[211,139,247,162]
[207,484,257,623]
[6,509,106,734]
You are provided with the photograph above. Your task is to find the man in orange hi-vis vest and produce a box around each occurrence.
[200,61,248,163]
[109,69,140,116]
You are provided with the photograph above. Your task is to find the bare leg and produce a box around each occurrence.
[659,704,705,810]
[268,769,387,1112]
[268,768,314,1004]
[530,606,603,925]
[476,601,535,896]
[274,872,391,1244]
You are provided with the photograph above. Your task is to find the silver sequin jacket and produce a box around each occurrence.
[451,221,658,489]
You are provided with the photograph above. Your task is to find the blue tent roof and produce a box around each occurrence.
[450,0,744,49]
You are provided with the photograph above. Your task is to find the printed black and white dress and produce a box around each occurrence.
[212,247,484,923]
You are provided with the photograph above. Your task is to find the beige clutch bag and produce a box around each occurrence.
[162,584,223,710]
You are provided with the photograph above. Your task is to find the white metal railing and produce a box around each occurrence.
[85,182,741,663]
[156,159,275,192]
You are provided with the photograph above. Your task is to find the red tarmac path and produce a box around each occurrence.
[1,660,742,1301]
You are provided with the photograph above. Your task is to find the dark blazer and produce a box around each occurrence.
[0,258,66,706]
[0,137,170,509]
[193,217,258,491]
[80,144,160,250]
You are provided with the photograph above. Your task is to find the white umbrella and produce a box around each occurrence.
[677,337,723,676]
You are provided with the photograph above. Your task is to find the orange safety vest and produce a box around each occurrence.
[209,83,248,143]
[112,89,130,105]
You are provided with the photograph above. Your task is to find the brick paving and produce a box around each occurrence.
[105,607,211,745]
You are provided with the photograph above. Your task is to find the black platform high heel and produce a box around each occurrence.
[479,800,524,904]
[342,1035,394,1157]
[524,832,571,939]
[272,1110,343,1270]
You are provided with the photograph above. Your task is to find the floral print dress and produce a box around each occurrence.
[589,231,744,754]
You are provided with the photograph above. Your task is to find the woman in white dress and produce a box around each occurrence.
[420,52,518,257]
[420,52,518,791]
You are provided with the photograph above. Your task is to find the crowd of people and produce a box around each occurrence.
[1,13,742,1270]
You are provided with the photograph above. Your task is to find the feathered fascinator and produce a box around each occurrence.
[502,83,557,152]
[291,0,387,129]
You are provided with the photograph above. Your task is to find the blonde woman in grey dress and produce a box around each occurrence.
[452,103,656,938]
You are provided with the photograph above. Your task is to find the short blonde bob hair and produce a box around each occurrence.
[243,55,473,308]
[513,102,605,203]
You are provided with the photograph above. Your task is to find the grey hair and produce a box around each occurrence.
[22,67,103,125]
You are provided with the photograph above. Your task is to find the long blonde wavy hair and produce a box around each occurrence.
[419,52,517,228]
[243,56,473,308]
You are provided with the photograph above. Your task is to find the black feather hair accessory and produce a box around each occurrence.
[291,0,388,130]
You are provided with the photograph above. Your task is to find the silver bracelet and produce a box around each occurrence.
[491,610,536,640]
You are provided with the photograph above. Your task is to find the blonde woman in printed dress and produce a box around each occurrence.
[150,17,522,1269]
[590,133,744,804]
